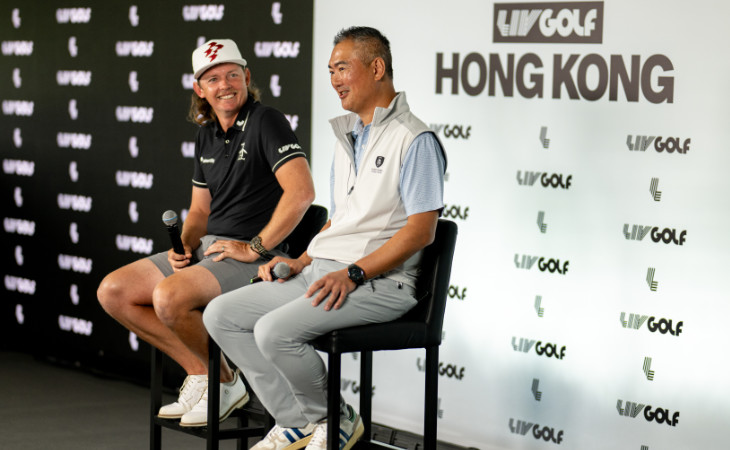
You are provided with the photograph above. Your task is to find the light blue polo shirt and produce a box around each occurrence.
[330,119,445,217]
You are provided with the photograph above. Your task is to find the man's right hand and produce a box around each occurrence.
[168,246,193,271]
[256,256,306,282]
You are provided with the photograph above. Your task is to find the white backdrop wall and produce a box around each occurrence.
[311,1,730,449]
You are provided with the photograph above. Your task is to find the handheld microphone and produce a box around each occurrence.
[162,210,186,255]
[250,262,291,284]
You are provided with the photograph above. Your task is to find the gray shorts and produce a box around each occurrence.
[147,235,289,293]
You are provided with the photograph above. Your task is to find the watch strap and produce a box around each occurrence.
[249,236,270,258]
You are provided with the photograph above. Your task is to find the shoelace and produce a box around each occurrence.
[180,377,207,408]
[308,424,327,448]
[191,389,209,412]
[266,425,283,441]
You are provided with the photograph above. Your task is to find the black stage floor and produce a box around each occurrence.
[0,351,245,449]
[0,351,475,450]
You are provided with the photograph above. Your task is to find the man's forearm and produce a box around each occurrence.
[353,210,439,280]
[180,212,208,250]
[256,189,313,251]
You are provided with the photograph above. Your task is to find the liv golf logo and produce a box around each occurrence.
[512,337,566,360]
[627,135,690,154]
[515,254,569,275]
[617,399,680,427]
[416,358,466,380]
[494,2,603,43]
[624,224,687,246]
[442,204,470,220]
[509,418,564,445]
[517,171,572,189]
[620,312,684,337]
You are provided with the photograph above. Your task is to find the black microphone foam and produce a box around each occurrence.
[250,262,290,284]
[162,210,185,255]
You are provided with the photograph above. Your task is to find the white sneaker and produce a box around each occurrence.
[306,405,364,450]
[179,370,250,427]
[250,423,317,450]
[157,374,207,419]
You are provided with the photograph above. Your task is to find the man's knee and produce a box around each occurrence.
[152,279,187,327]
[152,273,216,328]
[97,273,127,316]
[202,298,225,337]
[254,314,299,359]
[98,260,161,316]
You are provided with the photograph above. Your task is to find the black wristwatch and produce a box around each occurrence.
[347,264,366,286]
[249,236,270,258]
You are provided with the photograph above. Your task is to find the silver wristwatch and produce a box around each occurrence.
[249,235,269,258]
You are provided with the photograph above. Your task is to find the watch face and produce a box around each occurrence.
[348,265,364,284]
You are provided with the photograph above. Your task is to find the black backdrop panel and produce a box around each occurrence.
[1,0,313,383]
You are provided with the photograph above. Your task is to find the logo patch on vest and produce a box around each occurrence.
[371,156,385,174]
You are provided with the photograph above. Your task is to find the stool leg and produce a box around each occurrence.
[150,347,162,450]
[327,352,341,450]
[208,339,220,450]
[424,345,439,450]
[359,351,373,441]
[236,414,247,450]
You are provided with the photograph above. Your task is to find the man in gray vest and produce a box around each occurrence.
[204,27,445,450]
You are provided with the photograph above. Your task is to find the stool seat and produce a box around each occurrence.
[316,320,431,353]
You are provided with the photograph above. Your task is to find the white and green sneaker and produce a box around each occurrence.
[251,423,318,450]
[306,405,364,450]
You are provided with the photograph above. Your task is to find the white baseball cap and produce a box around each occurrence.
[192,39,248,79]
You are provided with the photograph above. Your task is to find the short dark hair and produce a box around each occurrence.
[334,26,393,80]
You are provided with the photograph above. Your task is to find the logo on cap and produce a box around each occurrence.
[204,42,224,63]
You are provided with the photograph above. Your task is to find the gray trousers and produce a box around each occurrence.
[202,258,417,427]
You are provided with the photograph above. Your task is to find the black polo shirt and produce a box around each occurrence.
[192,96,305,240]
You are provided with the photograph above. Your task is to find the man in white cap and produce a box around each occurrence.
[97,39,315,427]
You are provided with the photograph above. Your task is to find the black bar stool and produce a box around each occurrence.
[313,219,458,450]
[149,205,329,449]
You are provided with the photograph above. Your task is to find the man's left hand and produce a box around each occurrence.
[306,269,357,311]
[203,239,260,263]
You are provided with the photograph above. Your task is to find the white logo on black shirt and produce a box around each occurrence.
[238,143,247,161]
[278,143,301,154]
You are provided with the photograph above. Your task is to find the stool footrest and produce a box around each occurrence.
[152,416,266,440]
